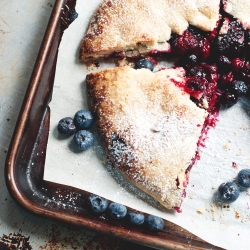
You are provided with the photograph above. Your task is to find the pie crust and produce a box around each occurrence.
[79,0,220,61]
[223,0,250,29]
[86,66,207,209]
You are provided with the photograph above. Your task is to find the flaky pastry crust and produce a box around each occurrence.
[80,0,220,61]
[86,66,207,209]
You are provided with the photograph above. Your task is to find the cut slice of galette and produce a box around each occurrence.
[86,66,208,209]
[79,0,220,61]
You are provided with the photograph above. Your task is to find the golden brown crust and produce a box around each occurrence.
[86,66,207,209]
[223,0,250,29]
[80,0,220,61]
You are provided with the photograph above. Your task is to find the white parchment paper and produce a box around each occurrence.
[44,1,250,249]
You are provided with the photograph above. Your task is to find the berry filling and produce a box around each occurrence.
[151,10,250,211]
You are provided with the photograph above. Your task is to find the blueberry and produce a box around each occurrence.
[74,110,93,130]
[73,130,94,150]
[57,117,76,135]
[89,194,109,214]
[218,182,240,202]
[69,10,78,23]
[145,215,164,231]
[135,59,154,71]
[220,90,239,108]
[217,55,231,71]
[127,212,145,225]
[188,66,206,78]
[182,54,198,68]
[238,169,250,188]
[229,80,248,95]
[107,202,127,219]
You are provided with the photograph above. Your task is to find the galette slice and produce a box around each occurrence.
[86,66,208,209]
[79,0,220,61]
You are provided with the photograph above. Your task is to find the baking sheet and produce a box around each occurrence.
[44,1,250,249]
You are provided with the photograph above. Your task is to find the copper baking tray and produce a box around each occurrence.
[5,0,223,249]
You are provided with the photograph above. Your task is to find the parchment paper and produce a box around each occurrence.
[44,1,250,249]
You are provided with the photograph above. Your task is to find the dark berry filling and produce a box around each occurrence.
[170,26,211,60]
[133,6,250,209]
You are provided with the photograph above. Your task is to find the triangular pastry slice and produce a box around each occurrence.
[86,66,207,209]
[80,0,220,61]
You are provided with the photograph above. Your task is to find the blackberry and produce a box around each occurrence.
[215,19,245,56]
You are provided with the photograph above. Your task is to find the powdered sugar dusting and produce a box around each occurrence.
[80,0,220,60]
[87,66,207,209]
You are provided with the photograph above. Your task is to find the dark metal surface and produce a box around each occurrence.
[5,0,224,249]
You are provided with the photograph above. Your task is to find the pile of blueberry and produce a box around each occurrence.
[218,169,250,202]
[57,109,94,150]
[89,194,164,230]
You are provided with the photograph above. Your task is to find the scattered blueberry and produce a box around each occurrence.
[69,10,78,23]
[127,212,145,225]
[57,117,76,135]
[218,182,240,202]
[73,130,94,150]
[220,90,239,108]
[238,169,250,188]
[74,110,93,130]
[135,58,154,71]
[145,215,164,230]
[89,194,109,214]
[107,202,127,219]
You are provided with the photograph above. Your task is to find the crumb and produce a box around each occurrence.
[189,195,194,199]
[212,185,216,189]
[222,203,230,210]
[247,189,250,195]
[241,124,250,130]
[236,149,243,156]
[223,143,231,150]
[235,211,240,219]
[234,131,238,135]
[232,162,238,169]
[211,203,217,221]
[117,58,130,66]
[86,61,100,70]
[196,208,204,214]
[100,157,107,164]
